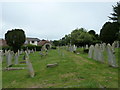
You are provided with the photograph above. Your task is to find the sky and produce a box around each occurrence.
[0,1,118,40]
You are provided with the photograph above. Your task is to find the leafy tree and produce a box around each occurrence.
[5,29,26,53]
[100,22,119,44]
[52,40,59,46]
[71,28,93,46]
[88,30,96,36]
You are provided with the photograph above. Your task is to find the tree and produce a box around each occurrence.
[109,2,120,23]
[109,2,120,41]
[5,29,26,53]
[53,40,59,46]
[88,30,96,36]
[70,28,93,46]
[100,22,119,44]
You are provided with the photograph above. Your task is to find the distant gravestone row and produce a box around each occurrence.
[88,42,119,68]
[67,45,77,53]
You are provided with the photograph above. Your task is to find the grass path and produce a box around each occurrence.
[2,48,118,88]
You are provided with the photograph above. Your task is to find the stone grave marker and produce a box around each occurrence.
[85,44,88,49]
[97,46,104,63]
[25,51,35,77]
[14,52,19,65]
[88,45,94,58]
[107,44,117,67]
[7,51,12,67]
[93,44,99,61]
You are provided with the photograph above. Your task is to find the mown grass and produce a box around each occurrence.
[2,47,119,88]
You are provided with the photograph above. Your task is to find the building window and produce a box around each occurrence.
[32,41,34,43]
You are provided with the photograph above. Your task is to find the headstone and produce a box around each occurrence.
[7,51,12,67]
[97,46,104,63]
[46,63,58,68]
[106,44,117,67]
[88,45,94,58]
[23,55,26,60]
[34,48,36,52]
[26,57,35,78]
[14,52,19,65]
[73,45,77,53]
[93,44,99,61]
[85,45,88,49]
[102,43,106,51]
[18,50,20,56]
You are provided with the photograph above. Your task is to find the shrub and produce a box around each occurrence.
[51,46,56,49]
[21,45,42,51]
[83,49,89,53]
[2,46,12,52]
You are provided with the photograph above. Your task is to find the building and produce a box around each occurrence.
[24,37,40,46]
[0,39,7,47]
[38,39,52,49]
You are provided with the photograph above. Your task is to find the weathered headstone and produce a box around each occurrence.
[7,51,12,67]
[85,44,89,49]
[88,45,94,58]
[25,51,35,77]
[73,45,77,53]
[26,59,35,77]
[93,44,99,61]
[46,63,58,68]
[14,52,19,65]
[106,44,117,67]
[97,46,104,63]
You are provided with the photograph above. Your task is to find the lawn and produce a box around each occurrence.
[2,47,119,88]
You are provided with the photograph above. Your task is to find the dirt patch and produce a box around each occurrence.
[60,72,76,78]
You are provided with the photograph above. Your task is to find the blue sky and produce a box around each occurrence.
[0,2,118,40]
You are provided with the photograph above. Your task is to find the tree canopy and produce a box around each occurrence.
[100,22,119,44]
[109,2,120,23]
[5,29,26,53]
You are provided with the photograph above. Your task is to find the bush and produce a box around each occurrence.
[2,46,12,52]
[83,49,89,53]
[21,45,42,51]
[51,46,56,49]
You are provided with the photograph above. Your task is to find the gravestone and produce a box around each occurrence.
[18,50,20,56]
[14,52,19,65]
[97,46,104,63]
[85,45,88,49]
[93,44,99,61]
[102,43,106,51]
[7,51,12,67]
[73,45,77,53]
[23,55,26,60]
[25,51,35,77]
[88,45,94,58]
[106,44,117,67]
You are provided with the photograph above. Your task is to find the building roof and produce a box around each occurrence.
[26,37,40,41]
[37,40,50,46]
[0,39,7,46]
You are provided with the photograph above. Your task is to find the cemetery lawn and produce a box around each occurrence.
[2,48,118,88]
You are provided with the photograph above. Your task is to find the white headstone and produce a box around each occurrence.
[85,45,88,49]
